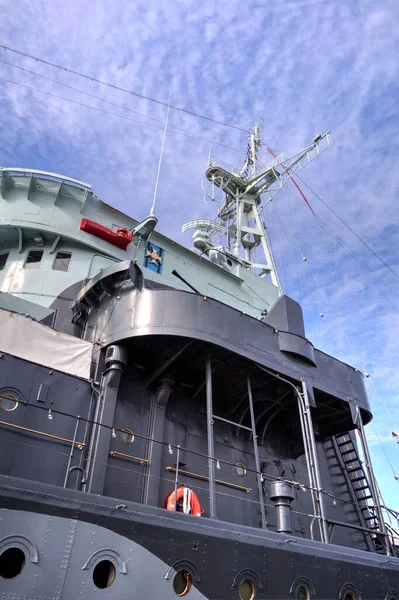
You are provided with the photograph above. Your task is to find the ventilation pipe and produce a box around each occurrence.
[269,481,294,534]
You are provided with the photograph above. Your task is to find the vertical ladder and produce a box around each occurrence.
[205,357,267,528]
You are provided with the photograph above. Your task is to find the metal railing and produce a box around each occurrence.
[0,399,398,556]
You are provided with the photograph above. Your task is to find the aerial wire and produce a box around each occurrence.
[297,174,399,282]
[0,72,246,157]
[0,43,249,133]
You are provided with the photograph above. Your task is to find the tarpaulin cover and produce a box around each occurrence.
[0,308,93,380]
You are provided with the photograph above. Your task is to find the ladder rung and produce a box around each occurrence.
[341,449,356,456]
[354,485,369,491]
[346,467,362,473]
[350,476,366,483]
[358,494,373,500]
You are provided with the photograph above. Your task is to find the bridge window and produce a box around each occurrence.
[0,253,8,270]
[52,251,72,272]
[25,250,43,269]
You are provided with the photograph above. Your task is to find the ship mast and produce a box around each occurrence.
[183,127,330,293]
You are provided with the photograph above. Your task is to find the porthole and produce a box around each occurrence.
[344,595,356,600]
[0,393,19,412]
[92,559,116,588]
[296,584,310,600]
[120,427,135,444]
[239,579,255,600]
[236,462,247,477]
[173,570,192,596]
[0,547,26,579]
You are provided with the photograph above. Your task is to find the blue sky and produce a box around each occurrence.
[1,0,399,513]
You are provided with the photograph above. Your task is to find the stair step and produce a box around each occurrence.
[347,466,362,473]
[350,476,367,483]
[354,485,369,491]
[357,494,373,500]
[341,449,356,456]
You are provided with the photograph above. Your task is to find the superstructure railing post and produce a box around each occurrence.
[206,356,217,518]
[247,376,267,529]
[298,381,329,543]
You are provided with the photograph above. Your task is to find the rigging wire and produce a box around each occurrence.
[286,187,399,302]
[0,43,248,133]
[297,174,399,282]
[272,186,399,485]
[0,75,246,157]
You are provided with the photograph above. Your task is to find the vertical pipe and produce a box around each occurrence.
[174,445,180,511]
[206,357,217,519]
[247,376,267,529]
[355,404,391,555]
[296,392,317,540]
[63,416,80,488]
[301,381,329,543]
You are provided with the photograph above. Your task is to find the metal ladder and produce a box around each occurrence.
[334,434,378,527]
[333,431,390,554]
[205,358,266,528]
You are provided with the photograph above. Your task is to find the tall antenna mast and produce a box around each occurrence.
[150,92,171,217]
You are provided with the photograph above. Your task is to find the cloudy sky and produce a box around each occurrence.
[1,0,399,512]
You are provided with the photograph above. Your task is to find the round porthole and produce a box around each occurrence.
[0,547,26,579]
[0,393,19,412]
[173,570,192,596]
[344,594,356,600]
[239,579,255,600]
[296,584,310,600]
[92,559,116,588]
[236,462,247,477]
[120,428,135,444]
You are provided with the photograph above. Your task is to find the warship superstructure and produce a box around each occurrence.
[0,128,398,600]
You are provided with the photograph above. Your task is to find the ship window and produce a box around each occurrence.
[236,462,247,477]
[0,253,8,271]
[0,392,19,412]
[52,251,72,272]
[120,427,135,444]
[173,570,192,596]
[239,579,256,600]
[25,250,43,269]
[0,547,26,579]
[296,584,310,600]
[92,560,116,588]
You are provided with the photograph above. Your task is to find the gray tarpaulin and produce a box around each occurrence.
[0,308,93,380]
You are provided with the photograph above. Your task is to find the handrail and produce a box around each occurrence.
[110,450,148,465]
[166,466,251,494]
[0,420,85,449]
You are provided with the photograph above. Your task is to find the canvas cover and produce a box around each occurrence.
[0,308,92,380]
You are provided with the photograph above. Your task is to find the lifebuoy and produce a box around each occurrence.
[166,486,203,516]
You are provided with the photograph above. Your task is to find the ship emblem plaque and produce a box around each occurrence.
[144,242,164,274]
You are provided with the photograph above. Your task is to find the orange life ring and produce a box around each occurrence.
[166,486,203,516]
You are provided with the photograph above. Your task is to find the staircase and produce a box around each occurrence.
[333,433,389,554]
